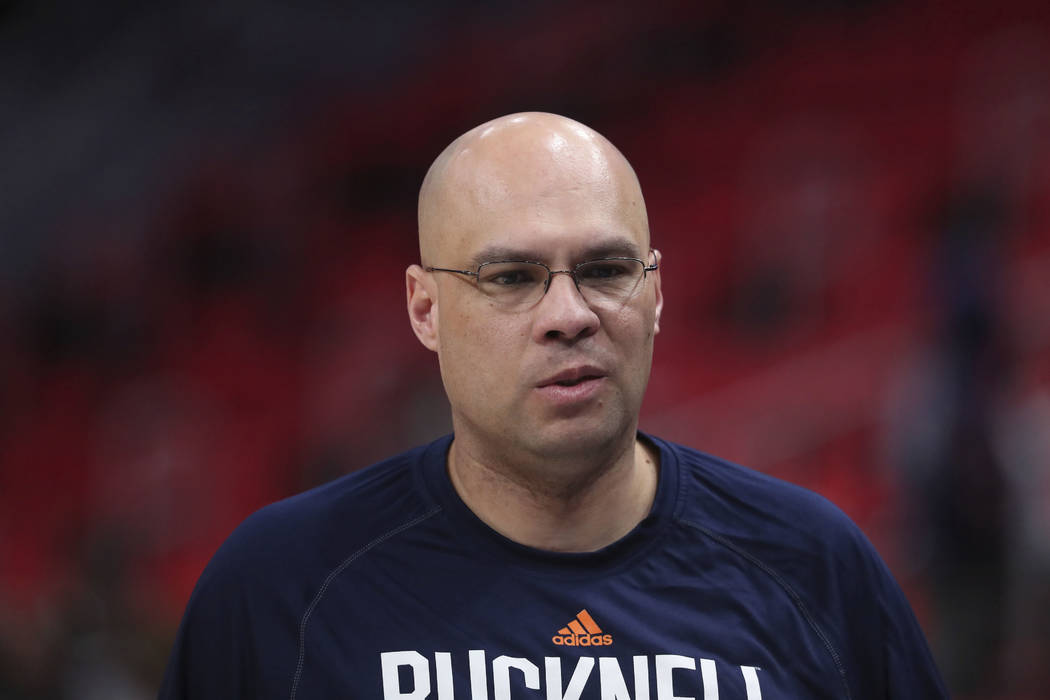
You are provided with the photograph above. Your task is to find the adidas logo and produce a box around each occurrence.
[551,609,613,647]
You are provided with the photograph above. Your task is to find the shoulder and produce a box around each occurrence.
[213,440,443,578]
[654,436,882,628]
[652,436,948,698]
[658,437,862,554]
[158,440,449,699]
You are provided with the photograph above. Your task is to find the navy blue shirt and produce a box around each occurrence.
[159,434,947,699]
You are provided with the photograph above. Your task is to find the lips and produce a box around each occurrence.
[537,365,607,388]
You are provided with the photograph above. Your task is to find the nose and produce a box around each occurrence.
[532,270,600,343]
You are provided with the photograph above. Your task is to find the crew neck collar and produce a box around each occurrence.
[416,432,679,577]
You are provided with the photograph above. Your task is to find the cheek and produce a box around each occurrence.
[606,305,656,349]
[438,307,527,397]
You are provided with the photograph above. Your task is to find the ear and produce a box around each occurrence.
[651,248,664,335]
[407,265,440,352]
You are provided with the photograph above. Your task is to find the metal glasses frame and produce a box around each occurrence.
[425,254,658,297]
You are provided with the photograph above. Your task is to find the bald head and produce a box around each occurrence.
[417,112,649,265]
[405,112,663,482]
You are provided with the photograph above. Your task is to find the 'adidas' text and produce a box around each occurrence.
[551,633,613,646]
[552,609,613,647]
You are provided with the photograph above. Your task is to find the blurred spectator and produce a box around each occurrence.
[3,2,1050,698]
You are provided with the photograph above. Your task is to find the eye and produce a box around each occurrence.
[578,260,632,280]
[491,270,531,286]
[478,262,545,287]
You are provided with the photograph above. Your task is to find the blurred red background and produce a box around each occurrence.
[1,1,1048,697]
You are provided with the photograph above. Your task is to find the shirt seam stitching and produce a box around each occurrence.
[288,506,443,700]
[677,516,854,700]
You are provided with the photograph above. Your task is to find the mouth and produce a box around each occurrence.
[537,366,607,388]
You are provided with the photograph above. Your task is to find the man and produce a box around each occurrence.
[159,112,947,698]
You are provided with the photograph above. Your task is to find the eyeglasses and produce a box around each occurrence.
[426,254,658,310]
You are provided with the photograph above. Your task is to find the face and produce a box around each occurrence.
[408,115,663,469]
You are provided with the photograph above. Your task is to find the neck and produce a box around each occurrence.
[446,434,659,552]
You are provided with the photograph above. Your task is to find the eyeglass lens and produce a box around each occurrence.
[476,259,646,308]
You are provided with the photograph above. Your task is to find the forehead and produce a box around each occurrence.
[433,127,649,265]
[467,237,643,268]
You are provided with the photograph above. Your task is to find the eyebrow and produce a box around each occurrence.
[469,236,643,268]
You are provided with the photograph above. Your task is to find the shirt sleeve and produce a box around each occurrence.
[157,516,301,700]
[158,558,260,698]
[870,548,950,699]
[835,520,950,700]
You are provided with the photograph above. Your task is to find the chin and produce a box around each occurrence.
[525,414,632,459]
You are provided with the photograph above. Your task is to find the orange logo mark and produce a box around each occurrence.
[552,609,613,646]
